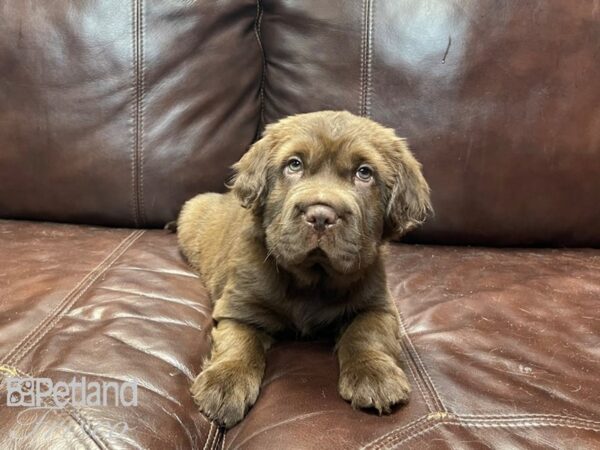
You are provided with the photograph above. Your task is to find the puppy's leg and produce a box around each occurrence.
[191,319,272,428]
[337,308,411,413]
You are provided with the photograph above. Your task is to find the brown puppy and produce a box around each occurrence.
[177,111,431,428]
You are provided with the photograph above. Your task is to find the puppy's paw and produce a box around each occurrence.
[338,357,411,414]
[191,361,261,428]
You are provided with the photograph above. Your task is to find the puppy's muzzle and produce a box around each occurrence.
[301,203,340,234]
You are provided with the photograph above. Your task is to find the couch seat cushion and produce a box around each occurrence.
[1,220,599,449]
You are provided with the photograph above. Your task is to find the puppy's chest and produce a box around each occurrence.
[281,290,351,337]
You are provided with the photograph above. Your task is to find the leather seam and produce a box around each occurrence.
[460,418,600,428]
[253,0,266,140]
[3,231,144,368]
[130,0,146,226]
[0,230,144,369]
[379,421,443,449]
[360,414,434,450]
[381,419,600,449]
[391,298,444,412]
[358,0,365,116]
[212,425,223,450]
[398,337,434,412]
[457,413,600,423]
[365,0,374,118]
[202,422,215,450]
[358,0,374,117]
[138,0,146,225]
[130,0,138,226]
[397,307,446,411]
[219,428,227,450]
[364,413,600,449]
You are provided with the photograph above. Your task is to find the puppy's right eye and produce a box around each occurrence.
[285,157,303,174]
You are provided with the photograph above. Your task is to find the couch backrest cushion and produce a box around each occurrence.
[260,0,600,246]
[0,0,261,227]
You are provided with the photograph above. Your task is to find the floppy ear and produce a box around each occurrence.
[230,131,275,210]
[384,138,432,239]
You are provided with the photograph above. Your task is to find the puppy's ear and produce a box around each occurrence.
[230,131,276,210]
[384,138,432,239]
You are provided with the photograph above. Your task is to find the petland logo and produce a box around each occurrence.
[6,376,138,408]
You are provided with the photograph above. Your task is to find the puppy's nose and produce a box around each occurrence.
[303,204,338,233]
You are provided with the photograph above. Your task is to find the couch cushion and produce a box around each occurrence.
[0,0,262,227]
[223,245,600,448]
[259,0,600,246]
[0,220,214,448]
[1,220,599,448]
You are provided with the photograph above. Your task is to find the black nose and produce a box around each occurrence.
[303,204,339,232]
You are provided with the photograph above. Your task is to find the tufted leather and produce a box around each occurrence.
[1,220,598,448]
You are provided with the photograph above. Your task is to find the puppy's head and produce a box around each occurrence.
[231,111,431,278]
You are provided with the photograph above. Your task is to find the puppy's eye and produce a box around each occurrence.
[355,165,373,182]
[286,157,303,173]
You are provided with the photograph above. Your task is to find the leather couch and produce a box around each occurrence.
[1,1,598,448]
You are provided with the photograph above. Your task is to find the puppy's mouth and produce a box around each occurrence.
[269,225,363,275]
[265,199,369,276]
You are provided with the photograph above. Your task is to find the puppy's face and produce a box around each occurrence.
[232,111,431,279]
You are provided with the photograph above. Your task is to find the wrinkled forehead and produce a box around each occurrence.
[274,127,389,172]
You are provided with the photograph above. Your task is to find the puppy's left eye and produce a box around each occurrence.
[355,165,373,182]
[285,157,303,173]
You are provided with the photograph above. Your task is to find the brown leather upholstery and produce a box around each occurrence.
[0,220,213,448]
[0,0,261,227]
[1,0,599,448]
[1,220,598,448]
[2,1,598,246]
[261,0,600,246]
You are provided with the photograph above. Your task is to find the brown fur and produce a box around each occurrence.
[177,111,431,427]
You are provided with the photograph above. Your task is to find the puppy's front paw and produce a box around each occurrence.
[191,361,261,428]
[338,357,411,414]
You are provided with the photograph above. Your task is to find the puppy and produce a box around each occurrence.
[177,111,431,428]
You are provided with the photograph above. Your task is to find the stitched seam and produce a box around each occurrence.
[391,299,439,412]
[462,422,600,431]
[458,413,600,424]
[383,422,444,449]
[63,407,112,450]
[1,267,97,366]
[397,307,446,411]
[253,0,266,141]
[219,429,227,450]
[216,427,225,450]
[211,425,221,450]
[4,367,110,449]
[138,0,146,225]
[130,0,145,226]
[0,231,143,369]
[460,417,600,428]
[359,0,374,117]
[2,231,144,369]
[398,337,434,412]
[364,0,374,118]
[130,0,139,226]
[364,413,600,449]
[360,415,434,450]
[382,419,600,449]
[202,422,215,450]
[358,0,367,116]
[0,231,144,365]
